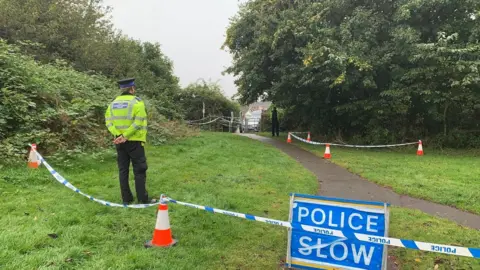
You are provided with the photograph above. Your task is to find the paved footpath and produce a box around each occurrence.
[240,133,480,230]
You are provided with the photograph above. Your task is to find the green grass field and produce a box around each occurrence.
[258,132,480,269]
[1,132,479,269]
[273,132,480,215]
[1,133,317,269]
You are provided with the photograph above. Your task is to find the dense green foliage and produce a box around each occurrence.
[0,40,117,159]
[176,80,240,120]
[0,0,239,161]
[0,40,190,160]
[224,0,480,147]
[0,0,182,118]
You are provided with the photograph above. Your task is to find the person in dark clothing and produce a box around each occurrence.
[105,78,156,205]
[271,107,279,137]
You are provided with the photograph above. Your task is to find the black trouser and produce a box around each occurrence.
[272,120,279,136]
[115,141,149,203]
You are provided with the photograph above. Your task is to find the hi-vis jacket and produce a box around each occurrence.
[105,94,147,142]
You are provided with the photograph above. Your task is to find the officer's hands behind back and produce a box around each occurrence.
[113,135,127,145]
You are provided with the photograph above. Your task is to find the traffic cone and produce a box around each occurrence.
[417,140,424,156]
[145,201,177,248]
[287,133,292,143]
[323,144,331,159]
[307,132,311,142]
[28,144,40,169]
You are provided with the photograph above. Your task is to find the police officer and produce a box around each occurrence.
[271,107,279,137]
[105,78,155,204]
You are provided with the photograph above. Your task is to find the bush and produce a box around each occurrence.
[0,41,116,160]
[176,80,240,120]
[0,40,193,164]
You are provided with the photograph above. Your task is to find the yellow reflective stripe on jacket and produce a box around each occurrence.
[105,116,147,121]
[122,100,147,140]
[104,95,148,142]
[115,124,147,130]
[105,106,121,136]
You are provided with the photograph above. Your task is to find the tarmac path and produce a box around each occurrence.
[240,133,480,269]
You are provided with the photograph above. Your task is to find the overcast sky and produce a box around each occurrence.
[102,0,246,98]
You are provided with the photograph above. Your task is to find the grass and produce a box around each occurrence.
[0,133,317,269]
[387,207,480,269]
[1,132,479,269]
[262,132,480,215]
[256,132,480,269]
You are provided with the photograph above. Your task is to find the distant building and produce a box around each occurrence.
[240,101,272,132]
[240,102,272,118]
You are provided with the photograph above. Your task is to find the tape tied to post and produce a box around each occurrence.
[290,133,418,148]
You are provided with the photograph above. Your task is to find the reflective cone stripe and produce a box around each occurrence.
[417,140,424,156]
[28,144,39,169]
[287,133,292,143]
[324,144,331,159]
[307,132,311,142]
[150,203,175,247]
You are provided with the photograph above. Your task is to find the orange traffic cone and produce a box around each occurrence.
[145,201,177,248]
[417,140,424,156]
[323,144,331,159]
[287,133,292,143]
[307,132,311,142]
[28,144,40,169]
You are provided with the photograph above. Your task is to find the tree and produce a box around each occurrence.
[176,80,240,120]
[0,0,183,119]
[223,0,480,147]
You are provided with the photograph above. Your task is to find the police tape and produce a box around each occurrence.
[161,196,480,259]
[33,148,160,208]
[188,117,222,126]
[186,116,212,123]
[290,133,418,148]
[30,146,480,258]
[290,133,324,145]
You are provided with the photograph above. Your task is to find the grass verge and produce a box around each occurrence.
[260,132,480,215]
[256,132,480,269]
[388,207,480,269]
[1,132,479,269]
[0,132,317,269]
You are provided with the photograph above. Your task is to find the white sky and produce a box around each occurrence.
[102,0,246,98]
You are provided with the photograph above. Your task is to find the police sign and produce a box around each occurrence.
[287,194,389,270]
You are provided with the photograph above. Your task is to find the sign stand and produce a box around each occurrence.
[287,194,294,268]
[382,203,389,270]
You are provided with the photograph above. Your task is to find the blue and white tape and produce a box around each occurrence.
[290,133,418,148]
[163,197,292,227]
[186,116,212,123]
[34,148,160,208]
[31,146,479,258]
[290,133,325,146]
[163,197,480,259]
[188,117,222,126]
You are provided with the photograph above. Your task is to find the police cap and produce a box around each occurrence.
[118,78,135,89]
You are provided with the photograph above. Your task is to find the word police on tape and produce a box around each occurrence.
[33,144,480,265]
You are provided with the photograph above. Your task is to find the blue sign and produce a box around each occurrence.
[287,194,389,270]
